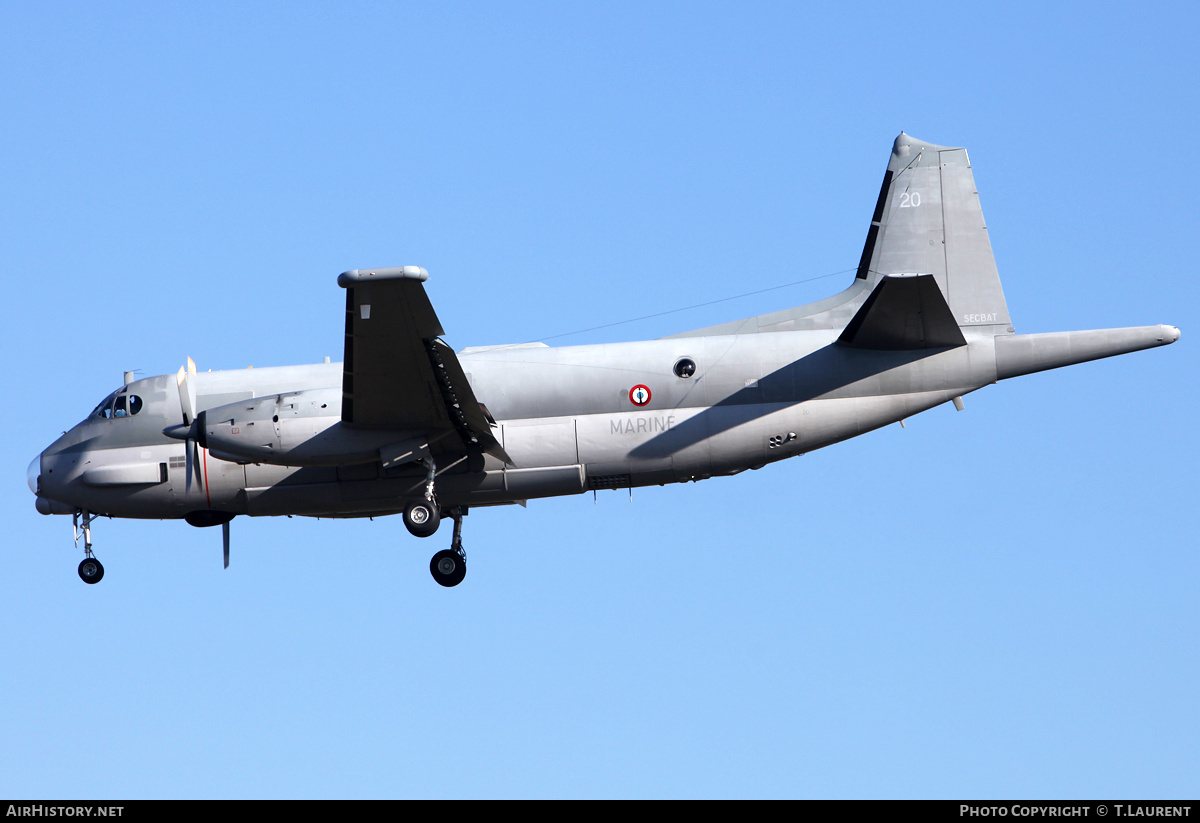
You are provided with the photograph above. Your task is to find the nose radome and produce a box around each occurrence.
[27,454,41,495]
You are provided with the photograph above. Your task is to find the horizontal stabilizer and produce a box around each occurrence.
[837,274,966,350]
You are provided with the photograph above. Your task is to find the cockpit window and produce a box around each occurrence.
[89,391,118,420]
[90,389,143,420]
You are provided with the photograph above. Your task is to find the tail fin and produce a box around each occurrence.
[858,132,1011,332]
[666,132,1012,339]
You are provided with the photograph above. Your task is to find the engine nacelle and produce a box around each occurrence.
[197,388,412,467]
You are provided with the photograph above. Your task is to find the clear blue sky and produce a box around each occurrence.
[2,1,1196,798]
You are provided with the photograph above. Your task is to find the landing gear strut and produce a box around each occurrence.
[403,458,442,538]
[430,507,467,587]
[400,459,468,587]
[74,509,104,584]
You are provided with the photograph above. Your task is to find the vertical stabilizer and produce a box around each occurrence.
[860,133,1012,332]
[665,133,1014,339]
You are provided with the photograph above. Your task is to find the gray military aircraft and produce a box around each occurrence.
[28,133,1180,587]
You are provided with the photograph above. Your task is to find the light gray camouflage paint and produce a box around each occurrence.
[31,134,1179,535]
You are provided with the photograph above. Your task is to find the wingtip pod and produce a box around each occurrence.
[338,266,429,288]
[995,324,1180,381]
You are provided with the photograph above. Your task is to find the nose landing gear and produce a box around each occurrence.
[78,556,104,584]
[74,510,104,585]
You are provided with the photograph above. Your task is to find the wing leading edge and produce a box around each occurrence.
[338,267,513,465]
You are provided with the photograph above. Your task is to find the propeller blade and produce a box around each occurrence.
[176,358,198,426]
[180,430,205,494]
[176,359,203,493]
[222,520,230,569]
[191,439,206,495]
[185,434,194,493]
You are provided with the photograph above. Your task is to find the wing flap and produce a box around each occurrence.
[427,338,514,465]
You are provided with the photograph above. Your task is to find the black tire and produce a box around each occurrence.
[430,549,466,587]
[78,558,104,584]
[403,498,441,538]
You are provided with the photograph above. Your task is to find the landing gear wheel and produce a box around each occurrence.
[430,549,466,587]
[403,498,441,538]
[78,557,104,584]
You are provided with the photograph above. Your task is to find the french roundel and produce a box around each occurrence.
[629,385,651,406]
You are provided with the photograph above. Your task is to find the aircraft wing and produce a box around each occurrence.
[337,267,512,465]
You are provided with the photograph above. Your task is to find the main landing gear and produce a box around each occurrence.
[400,459,469,587]
[429,508,467,587]
[407,500,468,588]
[74,510,104,584]
[403,497,440,538]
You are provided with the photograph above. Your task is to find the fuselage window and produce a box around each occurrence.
[673,357,697,378]
[113,393,144,417]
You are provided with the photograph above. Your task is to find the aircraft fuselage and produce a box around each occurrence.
[34,327,997,521]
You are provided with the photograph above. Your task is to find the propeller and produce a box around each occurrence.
[167,358,231,569]
[173,357,204,494]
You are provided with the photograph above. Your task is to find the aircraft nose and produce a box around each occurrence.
[27,454,41,495]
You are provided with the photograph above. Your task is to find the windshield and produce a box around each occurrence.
[89,389,143,420]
